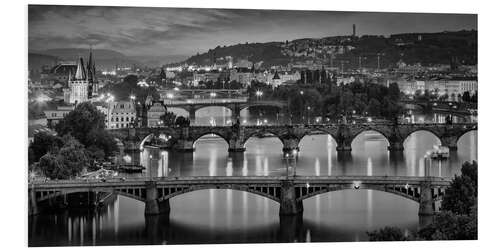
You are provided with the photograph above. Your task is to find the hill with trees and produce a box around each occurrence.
[179,30,477,68]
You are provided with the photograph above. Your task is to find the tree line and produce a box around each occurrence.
[367,161,477,241]
[29,102,118,179]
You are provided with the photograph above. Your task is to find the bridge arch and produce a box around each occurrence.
[35,187,146,203]
[192,132,231,149]
[242,130,285,147]
[157,185,281,203]
[350,128,392,144]
[403,129,442,148]
[298,131,337,151]
[297,184,421,203]
[457,127,478,143]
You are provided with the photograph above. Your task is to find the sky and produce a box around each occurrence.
[28,5,477,57]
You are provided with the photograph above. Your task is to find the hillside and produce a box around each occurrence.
[35,48,140,70]
[28,53,59,71]
[180,30,477,68]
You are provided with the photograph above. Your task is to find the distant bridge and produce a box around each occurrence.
[162,99,287,121]
[29,175,450,217]
[108,123,477,153]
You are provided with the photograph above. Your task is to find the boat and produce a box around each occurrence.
[430,145,450,159]
[118,164,146,173]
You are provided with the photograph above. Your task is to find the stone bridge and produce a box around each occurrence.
[28,176,450,217]
[164,100,288,122]
[108,123,477,153]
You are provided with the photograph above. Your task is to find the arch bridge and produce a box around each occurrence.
[28,176,450,217]
[163,100,287,122]
[108,122,477,153]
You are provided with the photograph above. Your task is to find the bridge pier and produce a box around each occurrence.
[418,181,435,216]
[279,181,303,216]
[228,138,246,152]
[388,140,404,151]
[144,181,170,216]
[188,108,196,124]
[335,138,352,152]
[440,136,458,151]
[282,138,300,155]
[28,189,39,216]
[279,214,305,242]
[174,139,195,152]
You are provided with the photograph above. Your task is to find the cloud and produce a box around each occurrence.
[28,5,477,56]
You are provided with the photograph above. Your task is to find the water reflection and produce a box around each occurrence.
[29,120,477,245]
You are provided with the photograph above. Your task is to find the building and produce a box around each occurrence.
[40,61,77,85]
[64,49,99,104]
[108,101,136,129]
[193,71,221,86]
[67,57,89,104]
[147,102,166,127]
[43,106,75,128]
[230,68,254,86]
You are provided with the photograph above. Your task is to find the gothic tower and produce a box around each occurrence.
[68,57,89,104]
[87,48,98,98]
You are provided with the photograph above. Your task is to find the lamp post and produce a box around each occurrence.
[307,106,311,124]
[256,90,263,100]
[149,154,153,181]
[284,149,298,179]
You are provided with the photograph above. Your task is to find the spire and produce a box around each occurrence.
[87,46,96,82]
[272,71,280,80]
[74,57,87,80]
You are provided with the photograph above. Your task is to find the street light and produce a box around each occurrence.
[149,155,153,181]
[307,106,311,124]
[256,90,263,100]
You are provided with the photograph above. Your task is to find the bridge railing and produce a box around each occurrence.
[29,175,452,186]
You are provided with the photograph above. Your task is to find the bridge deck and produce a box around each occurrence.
[29,176,451,190]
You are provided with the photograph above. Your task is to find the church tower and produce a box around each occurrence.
[86,48,98,98]
[68,57,89,104]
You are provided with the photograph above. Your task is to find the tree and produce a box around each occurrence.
[86,128,118,158]
[160,111,178,126]
[381,96,403,123]
[462,91,471,102]
[38,153,67,180]
[417,211,477,240]
[55,102,106,145]
[441,161,477,215]
[38,135,89,179]
[364,98,381,117]
[55,102,117,158]
[56,135,90,177]
[367,226,409,241]
[28,132,63,164]
[175,116,190,127]
[387,82,401,101]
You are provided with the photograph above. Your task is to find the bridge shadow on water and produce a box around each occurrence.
[29,204,428,246]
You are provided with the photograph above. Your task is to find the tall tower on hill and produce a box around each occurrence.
[352,24,356,37]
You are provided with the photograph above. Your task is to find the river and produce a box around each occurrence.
[28,108,477,246]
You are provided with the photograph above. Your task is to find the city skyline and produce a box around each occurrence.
[29,5,477,57]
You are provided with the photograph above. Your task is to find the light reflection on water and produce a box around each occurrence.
[29,112,477,246]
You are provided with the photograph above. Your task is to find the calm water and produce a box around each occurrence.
[29,108,477,246]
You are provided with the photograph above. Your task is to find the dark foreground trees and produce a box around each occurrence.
[30,102,119,179]
[367,227,409,241]
[367,161,478,241]
[37,135,90,179]
[55,102,118,160]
